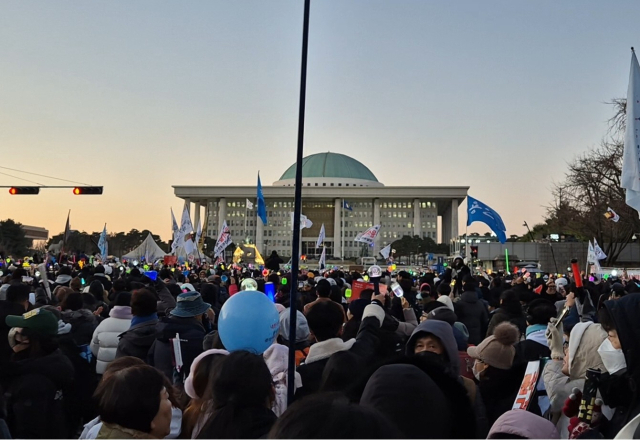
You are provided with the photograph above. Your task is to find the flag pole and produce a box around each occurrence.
[341,199,344,262]
[287,0,310,406]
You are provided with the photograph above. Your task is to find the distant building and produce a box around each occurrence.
[174,152,469,258]
[22,225,48,246]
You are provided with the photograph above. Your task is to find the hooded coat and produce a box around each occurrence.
[542,322,608,438]
[487,409,560,439]
[599,295,640,438]
[360,364,471,438]
[90,306,133,374]
[0,349,75,439]
[406,320,489,437]
[454,290,489,345]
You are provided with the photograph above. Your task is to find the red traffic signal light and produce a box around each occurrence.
[8,187,40,195]
[72,186,103,195]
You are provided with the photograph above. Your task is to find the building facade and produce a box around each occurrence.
[174,152,468,259]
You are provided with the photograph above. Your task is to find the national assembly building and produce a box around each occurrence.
[173,152,468,259]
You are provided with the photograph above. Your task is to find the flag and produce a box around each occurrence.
[316,223,325,248]
[622,49,640,214]
[179,203,194,242]
[214,221,233,257]
[194,218,202,247]
[318,246,326,271]
[62,210,71,253]
[257,173,267,225]
[354,225,381,245]
[170,208,181,253]
[342,200,353,211]
[587,240,597,264]
[604,207,620,222]
[594,239,607,261]
[290,212,313,230]
[379,244,392,260]
[98,224,108,258]
[466,196,507,244]
[246,199,254,210]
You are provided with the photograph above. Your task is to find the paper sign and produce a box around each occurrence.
[513,360,541,410]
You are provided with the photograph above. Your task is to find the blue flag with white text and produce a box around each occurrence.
[342,200,353,211]
[257,173,268,225]
[467,196,507,244]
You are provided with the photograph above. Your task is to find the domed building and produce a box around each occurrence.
[174,152,468,259]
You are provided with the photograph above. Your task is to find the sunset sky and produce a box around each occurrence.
[1,1,638,241]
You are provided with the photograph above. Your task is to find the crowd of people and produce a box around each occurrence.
[0,252,639,439]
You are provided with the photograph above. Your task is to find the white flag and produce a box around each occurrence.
[184,238,196,255]
[380,244,392,260]
[621,50,640,214]
[194,218,202,246]
[594,238,607,261]
[179,203,194,243]
[171,208,182,253]
[316,223,325,248]
[354,225,381,245]
[246,199,254,210]
[290,212,313,230]
[319,246,326,271]
[587,240,596,264]
[214,220,233,257]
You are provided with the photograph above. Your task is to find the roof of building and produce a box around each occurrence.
[277,152,379,183]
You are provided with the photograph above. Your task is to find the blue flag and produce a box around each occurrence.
[257,173,267,225]
[98,224,108,257]
[342,200,353,211]
[467,196,507,244]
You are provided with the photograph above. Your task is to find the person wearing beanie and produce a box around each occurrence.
[467,322,523,425]
[436,283,454,312]
[277,308,311,366]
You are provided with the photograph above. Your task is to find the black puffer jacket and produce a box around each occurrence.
[60,309,99,346]
[454,291,489,345]
[115,318,158,361]
[0,349,75,439]
[149,316,206,380]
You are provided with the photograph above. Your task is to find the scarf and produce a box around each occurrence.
[130,313,158,328]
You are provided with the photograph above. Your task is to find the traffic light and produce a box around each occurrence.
[470,246,478,259]
[72,186,103,195]
[8,187,40,195]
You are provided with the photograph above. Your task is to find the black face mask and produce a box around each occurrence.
[413,350,447,370]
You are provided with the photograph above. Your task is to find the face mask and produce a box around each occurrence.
[598,338,627,374]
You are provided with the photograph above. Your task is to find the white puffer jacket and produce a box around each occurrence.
[90,306,132,374]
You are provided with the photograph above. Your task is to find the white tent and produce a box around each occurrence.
[122,233,167,262]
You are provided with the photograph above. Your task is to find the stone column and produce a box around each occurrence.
[194,202,201,232]
[334,198,342,259]
[413,199,421,238]
[451,199,459,254]
[373,198,381,255]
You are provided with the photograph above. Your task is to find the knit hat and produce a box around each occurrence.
[279,308,310,343]
[6,308,58,336]
[467,322,519,370]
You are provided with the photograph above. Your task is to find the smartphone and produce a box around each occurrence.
[298,281,304,289]
[264,282,276,303]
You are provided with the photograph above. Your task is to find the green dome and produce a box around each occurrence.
[278,152,379,182]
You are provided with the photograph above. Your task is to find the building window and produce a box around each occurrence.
[338,183,342,186]
[331,183,334,186]
[322,183,326,186]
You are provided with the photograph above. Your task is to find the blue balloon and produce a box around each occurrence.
[218,290,280,355]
